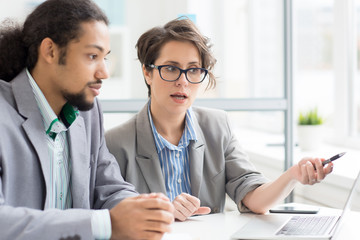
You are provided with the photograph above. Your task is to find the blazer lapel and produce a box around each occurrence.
[189,113,205,198]
[12,71,90,208]
[22,117,52,207]
[12,70,52,208]
[135,104,167,194]
[68,116,90,208]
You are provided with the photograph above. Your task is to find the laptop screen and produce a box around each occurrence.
[331,170,360,238]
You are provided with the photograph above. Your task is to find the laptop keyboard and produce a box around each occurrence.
[276,215,337,236]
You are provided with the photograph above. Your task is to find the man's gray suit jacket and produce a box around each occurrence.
[0,70,138,240]
[105,102,268,214]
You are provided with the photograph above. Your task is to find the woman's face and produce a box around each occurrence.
[144,40,202,118]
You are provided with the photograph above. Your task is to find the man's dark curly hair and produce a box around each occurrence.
[0,0,109,82]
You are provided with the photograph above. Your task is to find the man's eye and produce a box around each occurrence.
[89,54,97,60]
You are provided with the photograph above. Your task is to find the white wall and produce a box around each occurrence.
[0,0,227,100]
[0,0,41,23]
[125,0,189,98]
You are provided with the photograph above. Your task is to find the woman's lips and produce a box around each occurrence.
[170,92,188,103]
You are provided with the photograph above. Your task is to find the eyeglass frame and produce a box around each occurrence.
[146,64,208,84]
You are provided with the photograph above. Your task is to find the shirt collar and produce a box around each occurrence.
[26,69,79,137]
[147,100,197,153]
[184,107,198,142]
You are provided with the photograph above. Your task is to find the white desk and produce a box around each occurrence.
[163,208,360,240]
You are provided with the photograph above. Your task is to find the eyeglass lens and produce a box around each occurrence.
[160,66,206,83]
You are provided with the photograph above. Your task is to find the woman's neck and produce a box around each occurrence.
[150,104,186,146]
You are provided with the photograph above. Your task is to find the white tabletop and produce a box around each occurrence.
[163,207,360,240]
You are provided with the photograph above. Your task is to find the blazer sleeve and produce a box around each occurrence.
[194,107,269,213]
[0,202,95,240]
[222,112,269,212]
[85,99,138,210]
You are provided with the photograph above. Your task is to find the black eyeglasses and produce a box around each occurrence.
[146,64,208,84]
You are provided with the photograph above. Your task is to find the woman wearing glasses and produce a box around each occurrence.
[105,18,333,221]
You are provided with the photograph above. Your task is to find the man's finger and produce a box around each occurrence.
[144,209,174,224]
[141,198,174,212]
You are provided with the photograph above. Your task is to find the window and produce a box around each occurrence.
[292,0,360,149]
[328,0,360,148]
[3,0,360,150]
[188,0,285,135]
[356,0,360,137]
[293,0,334,143]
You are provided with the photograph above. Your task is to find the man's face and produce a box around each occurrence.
[54,21,110,111]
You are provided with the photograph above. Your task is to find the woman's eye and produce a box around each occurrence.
[165,66,175,72]
[189,68,200,74]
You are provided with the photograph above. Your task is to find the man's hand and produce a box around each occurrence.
[110,193,175,240]
[172,193,211,221]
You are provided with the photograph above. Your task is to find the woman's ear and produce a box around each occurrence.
[142,64,152,85]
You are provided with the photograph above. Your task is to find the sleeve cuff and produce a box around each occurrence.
[91,209,112,240]
[238,200,252,213]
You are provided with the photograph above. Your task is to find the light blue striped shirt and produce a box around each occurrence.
[27,70,111,239]
[27,70,74,210]
[148,101,197,201]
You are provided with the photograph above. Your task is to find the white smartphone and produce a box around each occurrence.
[269,205,319,214]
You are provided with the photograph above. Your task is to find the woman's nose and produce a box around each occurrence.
[176,72,188,86]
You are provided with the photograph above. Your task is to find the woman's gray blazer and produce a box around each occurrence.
[105,103,268,213]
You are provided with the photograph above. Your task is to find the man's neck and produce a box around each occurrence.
[30,67,65,116]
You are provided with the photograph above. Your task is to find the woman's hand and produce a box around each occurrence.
[290,157,334,185]
[172,193,211,221]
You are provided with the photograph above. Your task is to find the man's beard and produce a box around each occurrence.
[63,89,94,111]
[62,79,102,111]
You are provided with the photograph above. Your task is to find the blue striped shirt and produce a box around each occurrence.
[27,70,111,239]
[148,101,197,201]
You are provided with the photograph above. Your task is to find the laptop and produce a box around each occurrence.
[231,170,360,240]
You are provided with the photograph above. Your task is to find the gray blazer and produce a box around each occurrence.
[0,70,138,240]
[105,103,268,214]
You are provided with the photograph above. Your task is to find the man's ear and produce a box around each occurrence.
[142,64,152,85]
[38,37,58,64]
